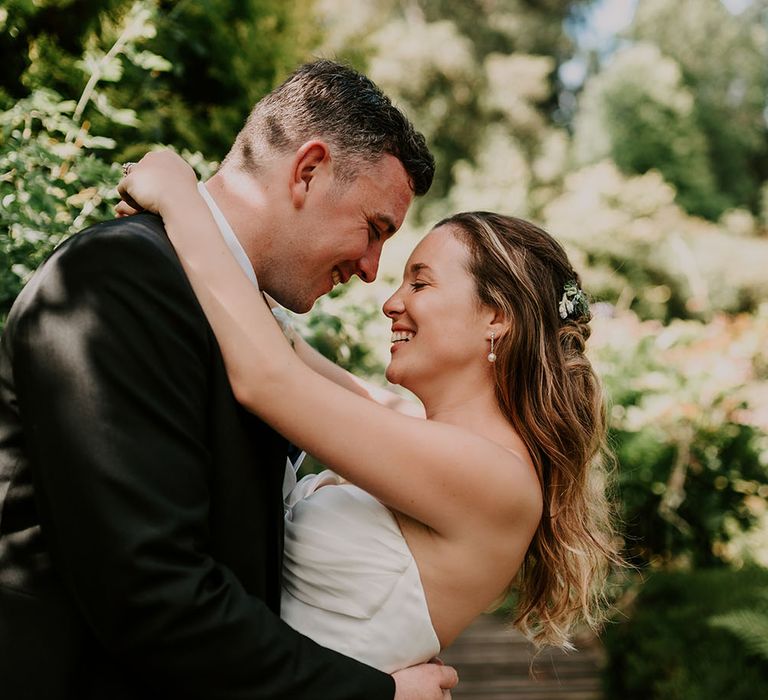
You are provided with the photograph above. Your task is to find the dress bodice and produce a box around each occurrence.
[281,470,441,673]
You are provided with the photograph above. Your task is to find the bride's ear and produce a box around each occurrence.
[485,308,509,343]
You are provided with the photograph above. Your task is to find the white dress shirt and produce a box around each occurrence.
[197,181,304,495]
[197,182,258,286]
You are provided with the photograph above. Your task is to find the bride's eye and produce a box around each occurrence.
[410,281,427,290]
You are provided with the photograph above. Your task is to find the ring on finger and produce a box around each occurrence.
[122,162,137,177]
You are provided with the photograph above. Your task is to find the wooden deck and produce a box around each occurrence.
[440,614,605,699]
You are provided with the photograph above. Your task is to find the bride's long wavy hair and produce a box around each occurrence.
[437,211,622,649]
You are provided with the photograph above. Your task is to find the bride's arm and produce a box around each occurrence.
[118,152,531,537]
[117,156,421,418]
[295,336,424,418]
[266,297,423,418]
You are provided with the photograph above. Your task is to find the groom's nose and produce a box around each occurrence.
[355,245,382,283]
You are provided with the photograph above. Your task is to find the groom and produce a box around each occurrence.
[0,61,456,699]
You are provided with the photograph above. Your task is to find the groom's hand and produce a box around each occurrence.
[392,662,458,699]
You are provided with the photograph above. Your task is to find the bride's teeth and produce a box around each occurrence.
[390,331,415,343]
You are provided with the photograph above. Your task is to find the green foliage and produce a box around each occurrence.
[316,0,596,212]
[123,0,318,160]
[0,88,121,321]
[0,13,218,326]
[710,593,768,661]
[1,1,148,106]
[543,161,768,322]
[575,0,768,220]
[298,284,386,377]
[2,0,319,161]
[591,311,768,568]
[602,568,768,700]
[573,43,726,219]
[632,0,768,215]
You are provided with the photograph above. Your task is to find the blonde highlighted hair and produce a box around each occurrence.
[438,211,622,649]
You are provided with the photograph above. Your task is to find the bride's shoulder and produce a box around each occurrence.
[467,430,543,527]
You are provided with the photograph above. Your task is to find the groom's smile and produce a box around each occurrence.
[274,152,414,313]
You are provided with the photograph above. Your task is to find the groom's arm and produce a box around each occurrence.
[8,216,394,700]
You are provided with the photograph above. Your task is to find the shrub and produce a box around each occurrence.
[590,311,768,569]
[603,567,768,700]
[0,89,120,323]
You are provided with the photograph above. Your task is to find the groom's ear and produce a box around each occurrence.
[289,140,331,208]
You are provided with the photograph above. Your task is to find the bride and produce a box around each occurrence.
[118,151,620,672]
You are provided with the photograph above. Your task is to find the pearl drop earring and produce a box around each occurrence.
[487,332,496,363]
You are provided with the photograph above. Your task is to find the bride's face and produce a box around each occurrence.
[382,225,493,392]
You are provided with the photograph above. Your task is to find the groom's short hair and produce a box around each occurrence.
[223,60,435,196]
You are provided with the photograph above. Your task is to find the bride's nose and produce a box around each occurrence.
[382,287,405,319]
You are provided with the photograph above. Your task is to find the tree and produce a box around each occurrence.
[635,0,768,212]
[315,0,596,212]
[572,43,728,219]
[590,309,768,569]
[542,160,768,321]
[567,0,768,220]
[1,0,319,161]
[0,4,217,324]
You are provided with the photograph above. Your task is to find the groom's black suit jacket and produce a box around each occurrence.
[0,214,394,699]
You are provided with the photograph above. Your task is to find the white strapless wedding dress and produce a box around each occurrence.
[281,470,441,673]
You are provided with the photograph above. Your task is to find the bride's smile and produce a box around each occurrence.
[383,225,498,399]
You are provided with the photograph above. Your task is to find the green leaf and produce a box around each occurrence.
[710,609,768,659]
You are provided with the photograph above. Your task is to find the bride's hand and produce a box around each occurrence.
[116,151,198,218]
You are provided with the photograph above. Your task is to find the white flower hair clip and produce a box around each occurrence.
[558,281,589,320]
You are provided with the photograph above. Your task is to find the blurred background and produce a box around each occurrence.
[1,0,767,697]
